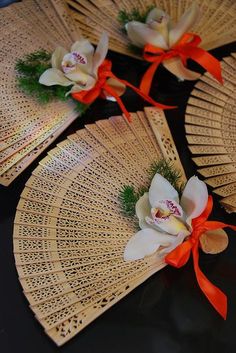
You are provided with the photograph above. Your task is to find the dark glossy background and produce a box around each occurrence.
[0,24,236,352]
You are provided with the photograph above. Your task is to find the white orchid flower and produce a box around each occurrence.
[39,33,123,96]
[126,3,201,80]
[124,174,209,261]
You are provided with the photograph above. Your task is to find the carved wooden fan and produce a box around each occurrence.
[62,0,236,57]
[0,0,83,186]
[13,107,186,346]
[185,53,236,213]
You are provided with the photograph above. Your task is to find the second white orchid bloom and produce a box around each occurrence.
[124,174,209,261]
[126,3,201,80]
[39,33,125,97]
[39,34,107,93]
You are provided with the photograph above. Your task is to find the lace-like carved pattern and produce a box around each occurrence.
[68,131,144,186]
[24,261,144,305]
[40,268,158,331]
[13,109,185,345]
[60,0,236,62]
[32,266,149,320]
[189,145,235,155]
[197,164,236,178]
[144,107,186,182]
[0,2,80,184]
[0,115,77,186]
[185,53,236,213]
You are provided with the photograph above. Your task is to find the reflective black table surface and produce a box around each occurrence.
[1,40,236,353]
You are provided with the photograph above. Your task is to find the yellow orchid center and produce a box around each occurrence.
[145,199,184,230]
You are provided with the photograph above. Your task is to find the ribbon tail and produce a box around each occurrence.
[105,71,176,110]
[182,46,223,84]
[103,83,131,122]
[124,79,177,110]
[192,244,227,319]
[204,221,236,233]
[139,60,162,95]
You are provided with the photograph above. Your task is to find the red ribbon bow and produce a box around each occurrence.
[165,195,236,319]
[72,59,175,122]
[140,33,223,95]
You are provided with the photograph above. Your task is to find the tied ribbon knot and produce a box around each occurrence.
[140,33,223,95]
[72,59,175,122]
[165,195,236,319]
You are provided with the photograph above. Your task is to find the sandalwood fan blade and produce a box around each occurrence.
[185,53,236,213]
[55,0,236,58]
[0,0,82,185]
[13,107,186,346]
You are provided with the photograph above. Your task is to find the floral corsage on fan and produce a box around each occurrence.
[15,33,173,121]
[119,3,222,95]
[120,160,235,319]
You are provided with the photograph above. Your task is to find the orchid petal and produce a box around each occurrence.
[67,75,96,94]
[154,199,183,218]
[146,8,170,45]
[71,39,94,73]
[169,2,200,47]
[39,68,72,86]
[65,66,89,83]
[51,46,68,69]
[149,173,179,207]
[71,39,94,56]
[180,176,208,225]
[66,84,83,95]
[92,32,109,76]
[163,57,201,80]
[62,52,88,74]
[82,75,97,90]
[146,8,169,24]
[151,214,187,235]
[103,78,126,101]
[200,229,228,254]
[135,193,166,232]
[126,21,168,49]
[160,230,190,255]
[135,192,152,229]
[124,228,176,261]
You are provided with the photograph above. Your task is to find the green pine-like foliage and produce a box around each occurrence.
[118,6,155,27]
[117,6,155,56]
[119,159,184,218]
[15,49,88,113]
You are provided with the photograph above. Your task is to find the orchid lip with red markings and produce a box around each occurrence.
[61,52,87,74]
[146,198,184,225]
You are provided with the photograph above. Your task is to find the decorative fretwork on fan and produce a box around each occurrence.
[63,0,236,57]
[13,107,186,346]
[0,0,83,185]
[185,53,236,213]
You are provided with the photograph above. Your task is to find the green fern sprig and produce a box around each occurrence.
[15,49,51,77]
[119,186,140,217]
[118,6,155,55]
[15,49,88,113]
[148,159,184,194]
[118,6,155,27]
